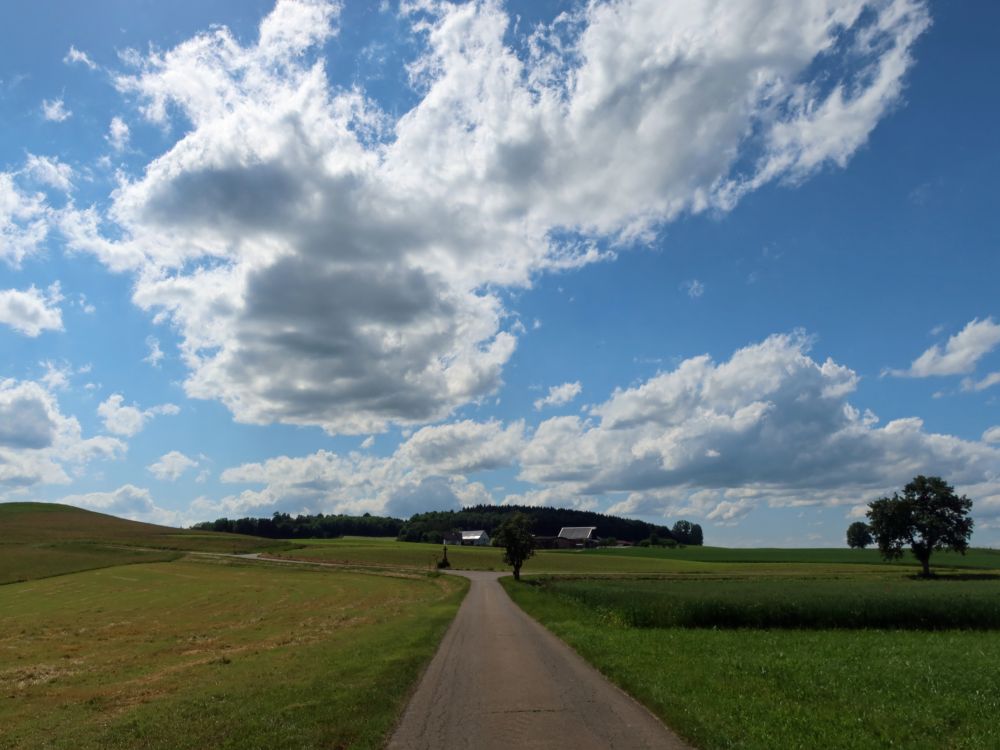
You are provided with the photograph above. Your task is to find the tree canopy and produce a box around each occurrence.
[493,512,536,581]
[846,521,873,549]
[866,475,973,577]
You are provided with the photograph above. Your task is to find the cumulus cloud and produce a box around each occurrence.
[0,172,50,266]
[533,381,582,410]
[24,154,74,192]
[97,394,180,436]
[41,98,71,122]
[520,332,1000,524]
[61,0,928,436]
[892,318,1000,377]
[0,379,124,493]
[147,450,198,481]
[54,484,180,525]
[200,329,1000,526]
[983,426,1000,444]
[0,283,63,336]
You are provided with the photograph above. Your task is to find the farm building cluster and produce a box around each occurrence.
[444,526,605,548]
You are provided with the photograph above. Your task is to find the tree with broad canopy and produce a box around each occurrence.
[866,475,973,577]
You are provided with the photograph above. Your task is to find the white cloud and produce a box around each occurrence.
[97,394,180,437]
[0,283,63,336]
[65,0,928,436]
[147,450,198,481]
[0,172,50,266]
[683,280,705,299]
[533,381,582,410]
[963,372,1000,393]
[41,98,71,122]
[893,318,1000,377]
[54,484,180,525]
[143,336,165,367]
[983,426,1000,444]
[64,46,98,70]
[106,117,130,151]
[0,379,124,495]
[24,154,74,192]
[519,331,1000,524]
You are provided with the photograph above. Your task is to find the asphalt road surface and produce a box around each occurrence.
[387,570,690,750]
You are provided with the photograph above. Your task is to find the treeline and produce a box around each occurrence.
[192,512,403,539]
[398,504,679,544]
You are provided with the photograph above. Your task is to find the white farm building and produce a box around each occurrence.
[460,530,491,546]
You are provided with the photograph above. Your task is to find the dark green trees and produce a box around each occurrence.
[866,475,974,577]
[846,521,873,549]
[493,512,536,581]
[671,520,704,546]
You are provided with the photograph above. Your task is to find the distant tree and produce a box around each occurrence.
[672,520,692,544]
[846,521,873,549]
[689,523,704,546]
[867,475,974,577]
[493,512,536,581]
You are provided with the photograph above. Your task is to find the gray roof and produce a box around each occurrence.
[461,530,488,540]
[558,526,597,540]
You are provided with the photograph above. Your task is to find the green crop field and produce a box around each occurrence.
[267,536,726,574]
[0,503,296,583]
[0,557,466,750]
[586,544,1000,570]
[504,573,1000,749]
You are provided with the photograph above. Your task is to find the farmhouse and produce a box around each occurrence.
[557,526,599,548]
[459,530,491,546]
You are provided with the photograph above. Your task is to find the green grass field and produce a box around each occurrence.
[0,557,466,750]
[587,544,1000,570]
[503,574,1000,749]
[0,503,296,583]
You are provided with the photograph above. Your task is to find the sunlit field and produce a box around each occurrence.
[504,571,1000,749]
[0,557,465,750]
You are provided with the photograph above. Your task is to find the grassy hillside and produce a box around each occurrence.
[0,503,295,584]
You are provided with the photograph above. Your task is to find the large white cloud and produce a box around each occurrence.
[0,379,124,493]
[522,332,1000,524]
[203,330,1000,526]
[61,0,929,435]
[0,283,63,337]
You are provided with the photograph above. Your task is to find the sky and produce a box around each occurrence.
[1,0,998,547]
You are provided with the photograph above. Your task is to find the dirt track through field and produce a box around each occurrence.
[387,570,689,750]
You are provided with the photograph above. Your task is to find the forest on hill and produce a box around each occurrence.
[193,505,703,545]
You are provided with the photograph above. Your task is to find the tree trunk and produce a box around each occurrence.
[921,556,931,578]
[513,563,520,581]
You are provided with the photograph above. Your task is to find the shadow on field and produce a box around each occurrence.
[909,572,1000,581]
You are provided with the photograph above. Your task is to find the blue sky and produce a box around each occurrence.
[1,0,998,546]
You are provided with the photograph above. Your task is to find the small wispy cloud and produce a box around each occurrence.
[41,98,71,122]
[534,381,582,411]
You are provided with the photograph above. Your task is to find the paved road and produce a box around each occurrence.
[387,571,690,750]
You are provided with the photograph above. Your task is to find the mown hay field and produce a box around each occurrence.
[0,557,465,750]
